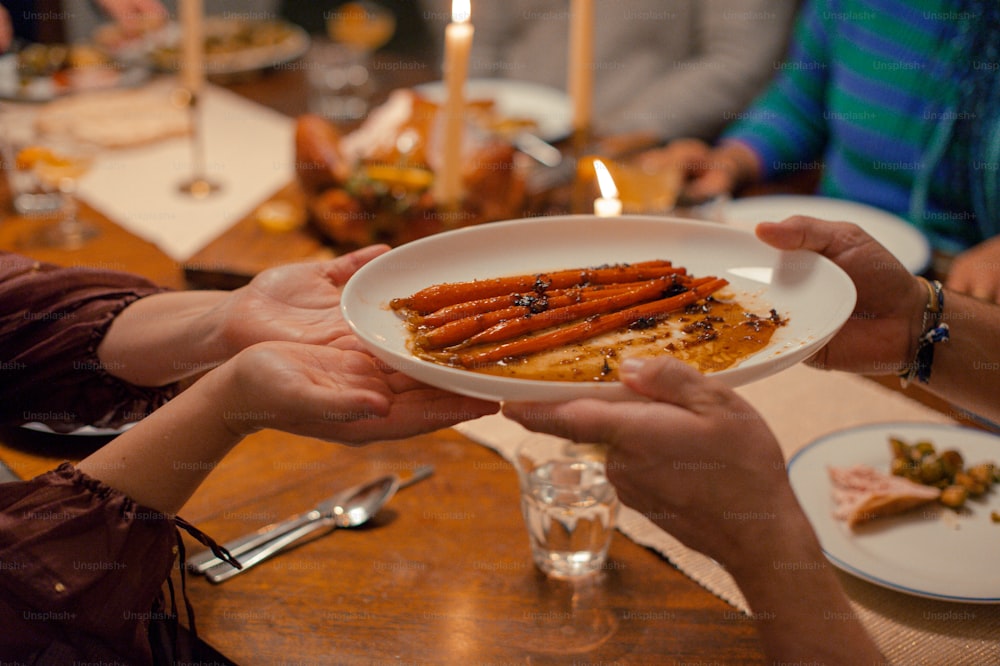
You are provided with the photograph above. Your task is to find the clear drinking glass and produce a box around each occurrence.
[16,137,99,248]
[516,437,619,579]
[1,110,63,216]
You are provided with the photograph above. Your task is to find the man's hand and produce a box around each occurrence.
[756,217,928,375]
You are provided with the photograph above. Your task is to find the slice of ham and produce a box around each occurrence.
[828,464,941,527]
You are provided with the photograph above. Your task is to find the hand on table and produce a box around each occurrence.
[638,138,760,203]
[946,235,1000,304]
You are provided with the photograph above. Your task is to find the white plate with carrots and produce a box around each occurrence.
[340,215,856,402]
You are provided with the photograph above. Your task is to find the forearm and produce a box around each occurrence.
[76,364,242,514]
[724,506,883,663]
[97,290,231,385]
[919,289,1000,423]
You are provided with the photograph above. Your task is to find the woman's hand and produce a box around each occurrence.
[217,341,498,443]
[79,340,498,514]
[756,217,928,375]
[946,235,1000,304]
[211,245,391,354]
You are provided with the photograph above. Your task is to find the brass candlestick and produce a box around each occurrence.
[175,89,222,199]
[569,124,594,214]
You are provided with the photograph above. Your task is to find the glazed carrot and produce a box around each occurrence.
[449,276,698,350]
[391,262,685,314]
[414,283,644,328]
[455,278,729,367]
[414,284,648,347]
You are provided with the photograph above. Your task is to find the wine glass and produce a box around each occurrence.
[16,137,99,249]
[327,2,397,55]
[311,2,396,122]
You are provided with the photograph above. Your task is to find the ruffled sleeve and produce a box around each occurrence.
[0,463,179,663]
[0,252,180,432]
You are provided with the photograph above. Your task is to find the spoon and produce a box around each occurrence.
[204,473,402,583]
[188,465,434,574]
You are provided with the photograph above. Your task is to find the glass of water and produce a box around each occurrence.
[515,437,619,579]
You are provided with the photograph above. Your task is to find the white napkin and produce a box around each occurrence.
[77,80,294,260]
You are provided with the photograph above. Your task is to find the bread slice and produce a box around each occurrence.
[828,464,941,527]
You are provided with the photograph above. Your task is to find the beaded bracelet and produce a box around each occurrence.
[898,277,949,387]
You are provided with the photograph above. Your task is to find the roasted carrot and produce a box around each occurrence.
[414,283,651,348]
[391,262,685,314]
[448,276,701,350]
[412,282,648,328]
[455,278,729,367]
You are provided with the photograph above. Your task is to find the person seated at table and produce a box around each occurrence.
[0,248,498,662]
[645,0,1000,302]
[504,216,1000,665]
[463,0,799,140]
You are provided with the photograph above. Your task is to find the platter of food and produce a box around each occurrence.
[725,195,932,274]
[0,47,149,102]
[295,89,529,248]
[413,78,573,142]
[145,17,310,76]
[788,422,1000,603]
[340,215,857,402]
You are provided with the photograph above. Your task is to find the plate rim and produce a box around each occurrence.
[412,77,572,141]
[725,194,932,274]
[787,421,1000,603]
[341,214,857,402]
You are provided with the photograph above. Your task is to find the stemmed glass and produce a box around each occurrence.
[327,1,397,56]
[16,137,99,249]
[313,1,396,122]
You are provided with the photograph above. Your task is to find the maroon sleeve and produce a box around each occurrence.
[0,252,180,432]
[0,463,179,663]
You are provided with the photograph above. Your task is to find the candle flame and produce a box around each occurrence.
[593,160,619,199]
[452,0,471,23]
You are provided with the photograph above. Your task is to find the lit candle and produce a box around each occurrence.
[435,0,474,207]
[179,0,205,94]
[568,0,594,135]
[592,159,622,217]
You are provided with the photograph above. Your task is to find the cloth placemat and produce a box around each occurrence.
[74,79,294,260]
[455,364,1000,665]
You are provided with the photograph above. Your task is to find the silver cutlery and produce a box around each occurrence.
[188,465,434,581]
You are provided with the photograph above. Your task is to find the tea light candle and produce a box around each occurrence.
[435,0,474,206]
[592,159,622,217]
[568,0,594,134]
[179,0,205,94]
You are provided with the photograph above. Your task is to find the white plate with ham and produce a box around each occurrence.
[788,422,1000,603]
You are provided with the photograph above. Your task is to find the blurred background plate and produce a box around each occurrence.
[0,52,149,102]
[147,17,310,76]
[414,78,572,142]
[725,195,932,274]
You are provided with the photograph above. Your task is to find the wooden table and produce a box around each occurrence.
[0,65,769,664]
[0,54,979,665]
